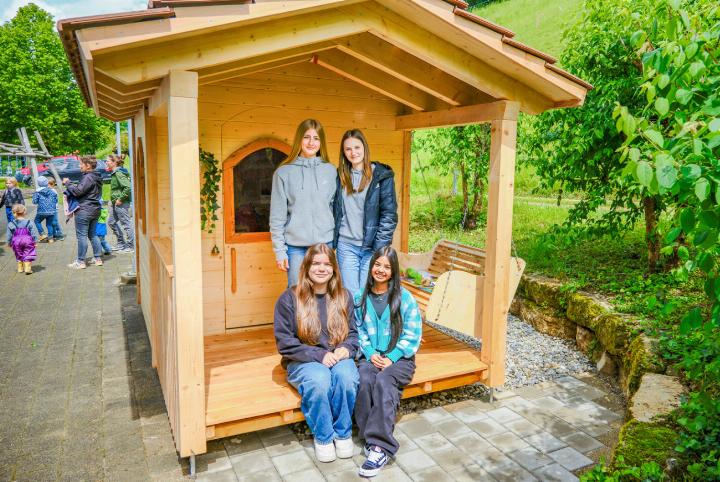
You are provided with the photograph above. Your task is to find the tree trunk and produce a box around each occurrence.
[459,161,471,229]
[643,196,661,273]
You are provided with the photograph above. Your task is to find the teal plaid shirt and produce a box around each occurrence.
[354,287,423,362]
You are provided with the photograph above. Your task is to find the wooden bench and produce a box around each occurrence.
[399,239,525,337]
[203,325,487,440]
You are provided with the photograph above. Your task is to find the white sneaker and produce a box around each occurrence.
[314,439,336,463]
[334,437,354,459]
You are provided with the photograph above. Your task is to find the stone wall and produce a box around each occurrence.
[510,274,665,397]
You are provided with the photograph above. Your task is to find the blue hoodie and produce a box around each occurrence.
[32,179,58,215]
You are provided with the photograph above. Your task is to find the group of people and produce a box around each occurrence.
[271,119,422,477]
[1,153,135,272]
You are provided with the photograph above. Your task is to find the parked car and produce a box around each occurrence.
[21,156,111,185]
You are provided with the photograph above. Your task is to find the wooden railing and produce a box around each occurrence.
[148,237,180,446]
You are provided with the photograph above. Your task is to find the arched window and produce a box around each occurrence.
[223,139,290,243]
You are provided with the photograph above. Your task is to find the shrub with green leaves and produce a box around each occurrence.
[614,0,720,478]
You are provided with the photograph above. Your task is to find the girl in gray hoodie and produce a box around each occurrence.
[270,119,337,287]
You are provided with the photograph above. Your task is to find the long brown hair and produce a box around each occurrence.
[280,119,330,167]
[295,244,349,346]
[338,129,372,194]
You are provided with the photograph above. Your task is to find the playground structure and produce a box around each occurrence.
[57,0,591,467]
[0,129,62,187]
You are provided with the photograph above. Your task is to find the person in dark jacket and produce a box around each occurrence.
[333,130,398,295]
[63,156,104,269]
[273,243,359,464]
[1,177,25,224]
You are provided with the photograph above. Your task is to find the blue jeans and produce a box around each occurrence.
[286,242,334,288]
[5,207,13,224]
[286,359,359,444]
[98,235,112,254]
[336,241,374,296]
[34,213,55,238]
[74,212,102,262]
[51,213,64,238]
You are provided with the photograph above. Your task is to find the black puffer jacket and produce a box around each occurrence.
[333,162,398,251]
[65,170,103,217]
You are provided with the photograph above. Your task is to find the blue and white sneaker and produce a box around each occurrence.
[358,446,389,478]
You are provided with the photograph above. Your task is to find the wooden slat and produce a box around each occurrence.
[203,325,486,430]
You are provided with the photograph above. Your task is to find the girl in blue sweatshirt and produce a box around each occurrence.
[354,246,422,478]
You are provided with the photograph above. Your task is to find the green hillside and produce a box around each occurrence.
[473,0,583,61]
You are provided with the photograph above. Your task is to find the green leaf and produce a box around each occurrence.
[709,118,720,133]
[681,164,702,180]
[629,148,641,162]
[668,0,681,10]
[695,178,710,201]
[655,97,669,116]
[658,74,670,89]
[685,42,698,59]
[699,210,719,228]
[656,155,677,188]
[699,250,716,271]
[664,227,682,243]
[676,89,693,105]
[694,229,710,246]
[645,130,664,147]
[637,161,654,187]
[688,62,705,78]
[680,209,696,232]
[678,245,689,261]
[646,84,656,103]
[700,230,718,250]
[679,307,702,335]
[630,30,646,49]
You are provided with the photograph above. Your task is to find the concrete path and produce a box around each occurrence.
[0,206,623,481]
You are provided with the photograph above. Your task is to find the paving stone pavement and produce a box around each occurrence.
[0,204,624,481]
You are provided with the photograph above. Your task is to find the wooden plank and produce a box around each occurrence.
[396,101,518,130]
[480,112,518,387]
[400,130,411,252]
[167,70,206,457]
[314,49,448,112]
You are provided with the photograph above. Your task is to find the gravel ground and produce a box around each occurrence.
[291,314,598,438]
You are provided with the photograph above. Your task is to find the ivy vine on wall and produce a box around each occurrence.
[199,148,221,233]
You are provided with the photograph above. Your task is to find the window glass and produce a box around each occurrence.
[233,148,286,233]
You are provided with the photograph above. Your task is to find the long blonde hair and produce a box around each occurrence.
[295,244,349,346]
[280,119,330,166]
[338,129,372,194]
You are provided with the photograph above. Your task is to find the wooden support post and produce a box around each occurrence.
[479,104,518,387]
[400,130,412,253]
[167,70,206,457]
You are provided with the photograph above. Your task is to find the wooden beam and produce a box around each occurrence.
[479,105,518,387]
[395,101,519,130]
[167,70,206,457]
[355,3,553,114]
[148,76,170,117]
[400,130,412,252]
[336,33,490,106]
[315,49,448,112]
[197,41,336,85]
[95,69,161,95]
[93,6,370,84]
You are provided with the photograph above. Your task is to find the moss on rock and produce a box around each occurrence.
[522,275,566,309]
[594,313,639,356]
[566,293,610,329]
[620,335,665,396]
[613,419,677,469]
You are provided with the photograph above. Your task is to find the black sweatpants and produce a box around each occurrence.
[355,357,416,456]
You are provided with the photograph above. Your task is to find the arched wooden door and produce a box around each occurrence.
[223,139,290,329]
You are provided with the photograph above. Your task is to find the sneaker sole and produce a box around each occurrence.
[358,467,382,477]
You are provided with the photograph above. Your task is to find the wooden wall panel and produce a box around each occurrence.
[192,61,409,332]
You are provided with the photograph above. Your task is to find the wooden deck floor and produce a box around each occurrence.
[204,325,488,440]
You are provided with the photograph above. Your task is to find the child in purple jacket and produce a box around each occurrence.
[7,204,37,274]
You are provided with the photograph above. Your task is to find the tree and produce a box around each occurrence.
[0,4,112,155]
[413,125,490,230]
[616,1,719,478]
[522,0,668,272]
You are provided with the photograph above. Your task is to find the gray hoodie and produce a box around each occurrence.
[269,156,337,261]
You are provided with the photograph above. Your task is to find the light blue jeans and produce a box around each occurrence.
[286,359,359,444]
[336,241,374,296]
[286,243,333,288]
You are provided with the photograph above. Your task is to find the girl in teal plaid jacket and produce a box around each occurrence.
[353,246,422,478]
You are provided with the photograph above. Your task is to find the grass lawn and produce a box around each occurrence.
[473,0,582,61]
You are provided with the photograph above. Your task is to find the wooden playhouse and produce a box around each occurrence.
[59,0,590,460]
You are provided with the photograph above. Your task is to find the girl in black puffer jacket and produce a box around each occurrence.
[333,130,398,295]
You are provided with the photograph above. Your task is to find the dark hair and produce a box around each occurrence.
[359,246,403,355]
[81,155,97,169]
